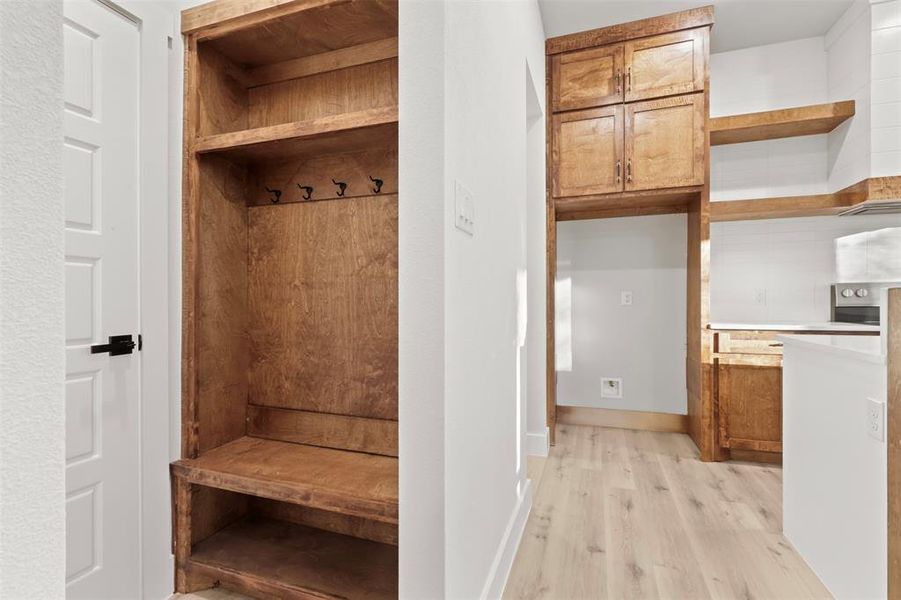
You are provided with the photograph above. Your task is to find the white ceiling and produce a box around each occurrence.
[538,0,855,53]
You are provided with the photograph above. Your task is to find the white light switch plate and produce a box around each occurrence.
[455,180,475,235]
[621,291,633,306]
[867,397,885,441]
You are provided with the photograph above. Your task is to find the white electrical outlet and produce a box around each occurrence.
[867,397,885,441]
[621,291,633,306]
[754,289,767,306]
[454,180,475,235]
[601,377,622,399]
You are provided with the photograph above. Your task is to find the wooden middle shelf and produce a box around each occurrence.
[171,436,398,524]
[710,100,855,146]
[188,516,397,600]
[193,106,398,160]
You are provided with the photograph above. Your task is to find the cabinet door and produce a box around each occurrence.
[624,29,707,102]
[716,355,782,453]
[552,45,623,112]
[624,94,705,191]
[552,106,624,198]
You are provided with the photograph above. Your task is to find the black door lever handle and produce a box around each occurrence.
[91,334,137,356]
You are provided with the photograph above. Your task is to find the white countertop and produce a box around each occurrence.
[710,321,880,333]
[778,334,886,365]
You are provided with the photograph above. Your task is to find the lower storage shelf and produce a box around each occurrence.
[188,516,398,600]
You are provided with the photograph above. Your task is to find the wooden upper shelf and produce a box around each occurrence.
[171,436,399,524]
[710,101,855,146]
[193,106,398,161]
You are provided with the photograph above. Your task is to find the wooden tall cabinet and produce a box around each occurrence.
[545,7,714,452]
[171,1,399,597]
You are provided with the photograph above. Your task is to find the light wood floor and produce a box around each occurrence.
[504,425,831,600]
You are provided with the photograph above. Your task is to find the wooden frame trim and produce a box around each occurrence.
[182,0,346,36]
[888,288,901,599]
[557,406,689,434]
[545,5,714,55]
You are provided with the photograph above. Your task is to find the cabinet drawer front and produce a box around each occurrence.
[624,94,705,191]
[624,28,707,102]
[553,45,624,112]
[716,356,783,453]
[553,106,624,198]
[715,332,784,355]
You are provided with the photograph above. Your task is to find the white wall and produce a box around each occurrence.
[525,50,548,457]
[710,37,829,202]
[710,214,901,322]
[398,1,446,597]
[871,0,901,177]
[708,10,901,324]
[441,1,545,596]
[556,215,687,414]
[782,342,886,599]
[0,1,67,597]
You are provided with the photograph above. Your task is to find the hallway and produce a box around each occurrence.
[504,425,831,599]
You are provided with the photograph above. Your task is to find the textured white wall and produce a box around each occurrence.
[0,0,67,597]
[556,215,688,415]
[442,1,545,596]
[398,0,447,597]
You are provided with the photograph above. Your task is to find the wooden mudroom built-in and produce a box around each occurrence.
[171,1,399,597]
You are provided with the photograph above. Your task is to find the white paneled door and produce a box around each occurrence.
[64,1,141,597]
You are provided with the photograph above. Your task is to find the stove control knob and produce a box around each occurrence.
[855,288,869,298]
[841,288,855,298]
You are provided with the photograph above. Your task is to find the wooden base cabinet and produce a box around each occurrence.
[715,355,783,453]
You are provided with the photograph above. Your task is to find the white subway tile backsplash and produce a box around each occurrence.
[871,150,901,175]
[872,77,901,103]
[872,0,901,30]
[872,126,901,152]
[872,101,901,127]
[873,26,901,54]
[873,51,901,79]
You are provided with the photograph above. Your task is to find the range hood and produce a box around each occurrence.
[838,198,901,216]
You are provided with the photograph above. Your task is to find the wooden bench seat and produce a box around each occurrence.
[171,436,398,524]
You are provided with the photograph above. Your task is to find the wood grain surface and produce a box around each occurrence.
[246,195,398,420]
[172,436,399,523]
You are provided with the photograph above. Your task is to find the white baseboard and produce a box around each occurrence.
[480,479,533,600]
[526,428,549,457]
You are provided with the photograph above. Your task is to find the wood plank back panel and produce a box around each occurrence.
[251,497,398,545]
[247,128,397,205]
[197,44,250,137]
[195,156,251,454]
[248,58,397,129]
[247,405,398,456]
[247,195,398,419]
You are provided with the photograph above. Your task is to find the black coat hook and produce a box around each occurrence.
[369,176,383,194]
[265,187,282,204]
[297,184,313,201]
[332,178,347,197]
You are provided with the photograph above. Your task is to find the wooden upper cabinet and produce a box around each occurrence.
[625,94,705,191]
[716,356,783,453]
[624,29,707,102]
[552,45,624,112]
[552,106,624,197]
